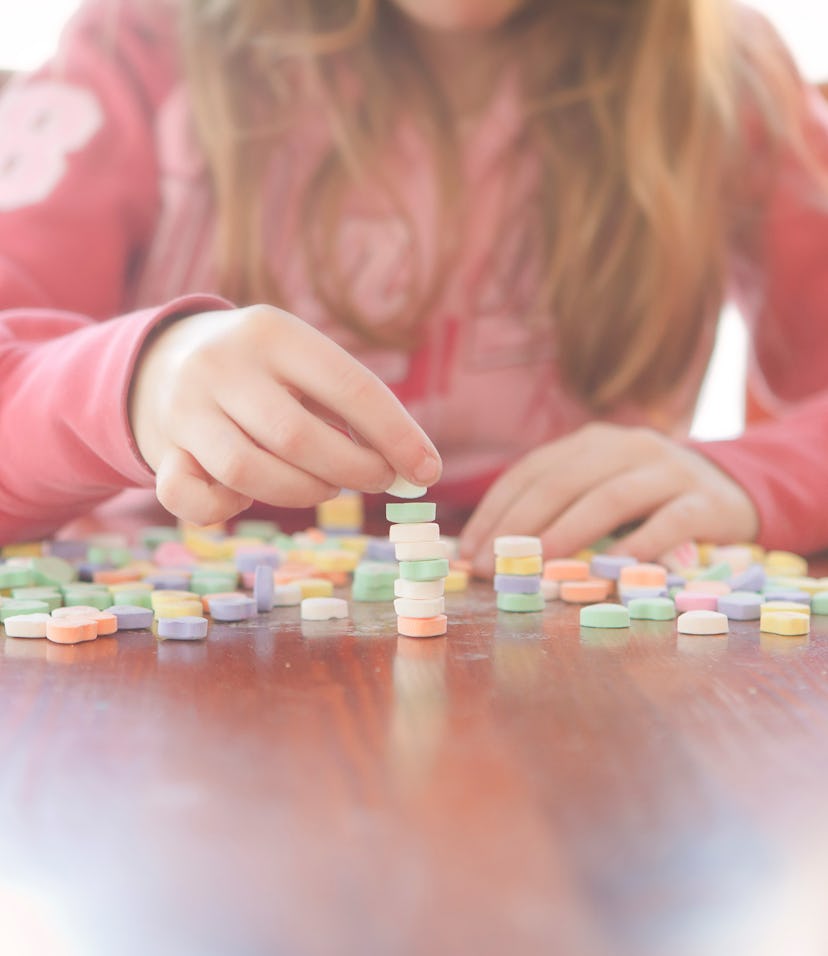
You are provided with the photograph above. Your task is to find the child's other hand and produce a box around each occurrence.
[458,423,758,577]
[129,305,441,525]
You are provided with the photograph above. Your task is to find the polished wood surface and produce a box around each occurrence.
[2,574,828,956]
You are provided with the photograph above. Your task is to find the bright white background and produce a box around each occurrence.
[0,1,825,439]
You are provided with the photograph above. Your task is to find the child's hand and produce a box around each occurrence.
[458,423,758,576]
[129,305,442,525]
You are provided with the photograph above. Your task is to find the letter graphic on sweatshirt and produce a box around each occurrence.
[0,81,103,212]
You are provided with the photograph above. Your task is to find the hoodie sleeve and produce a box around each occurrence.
[0,0,230,542]
[692,69,828,555]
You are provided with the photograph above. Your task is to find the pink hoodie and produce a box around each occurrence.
[0,0,825,550]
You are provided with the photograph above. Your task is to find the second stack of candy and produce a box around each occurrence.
[494,536,544,612]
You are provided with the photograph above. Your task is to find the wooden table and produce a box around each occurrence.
[2,575,828,956]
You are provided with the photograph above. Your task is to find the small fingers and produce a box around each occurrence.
[155,447,253,526]
[613,493,707,561]
[216,376,395,493]
[177,409,340,508]
[540,465,678,559]
[459,455,548,561]
[268,310,442,486]
[459,424,644,563]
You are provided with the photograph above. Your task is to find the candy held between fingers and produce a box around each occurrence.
[385,475,427,499]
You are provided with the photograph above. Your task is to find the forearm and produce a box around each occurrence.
[0,294,228,543]
[689,391,828,554]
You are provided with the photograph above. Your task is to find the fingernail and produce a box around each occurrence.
[413,451,441,486]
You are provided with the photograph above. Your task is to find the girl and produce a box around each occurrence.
[0,0,825,577]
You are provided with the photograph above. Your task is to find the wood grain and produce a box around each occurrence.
[1,571,827,956]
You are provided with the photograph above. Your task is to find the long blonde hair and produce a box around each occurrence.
[180,0,816,409]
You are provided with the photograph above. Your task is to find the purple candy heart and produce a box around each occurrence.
[717,592,762,620]
[157,616,208,640]
[254,565,275,613]
[208,596,257,622]
[109,604,154,630]
[493,573,541,594]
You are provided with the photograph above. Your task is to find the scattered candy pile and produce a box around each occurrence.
[512,539,827,638]
[0,492,825,649]
[0,489,469,646]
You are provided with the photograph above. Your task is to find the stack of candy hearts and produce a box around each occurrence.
[387,497,448,638]
[494,536,544,612]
